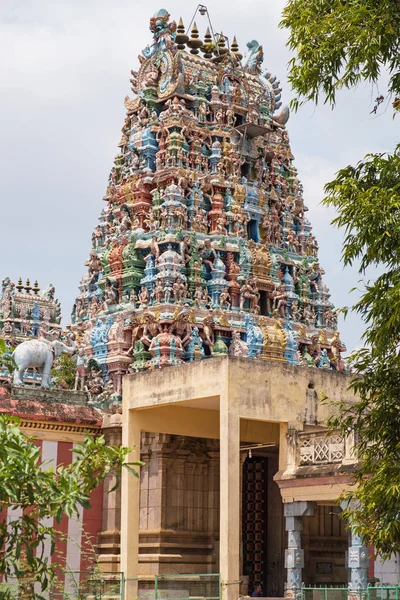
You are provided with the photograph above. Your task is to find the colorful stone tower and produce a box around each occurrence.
[0,277,62,383]
[0,277,61,344]
[72,8,346,401]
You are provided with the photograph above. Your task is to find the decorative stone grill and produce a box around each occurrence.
[299,433,344,465]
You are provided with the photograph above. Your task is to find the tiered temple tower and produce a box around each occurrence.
[72,8,346,403]
[0,277,62,383]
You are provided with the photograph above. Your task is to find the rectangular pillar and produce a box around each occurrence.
[340,502,369,594]
[220,397,240,600]
[121,409,142,600]
[284,501,316,597]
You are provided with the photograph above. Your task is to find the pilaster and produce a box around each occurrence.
[284,501,316,597]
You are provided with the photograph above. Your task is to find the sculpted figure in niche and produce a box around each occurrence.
[286,229,298,253]
[310,333,322,366]
[130,288,138,307]
[240,278,260,313]
[169,309,193,348]
[85,368,104,402]
[139,285,149,308]
[86,250,101,284]
[74,348,87,391]
[219,287,231,310]
[172,280,181,303]
[303,304,316,327]
[307,262,322,294]
[201,239,216,273]
[194,286,203,308]
[88,296,100,319]
[324,307,337,329]
[202,287,212,307]
[103,279,118,311]
[150,235,160,263]
[229,331,249,357]
[154,280,164,303]
[180,235,191,266]
[118,204,132,235]
[124,316,142,357]
[201,313,215,350]
[291,299,302,322]
[141,311,162,348]
[270,283,288,318]
[164,283,173,304]
[216,214,228,235]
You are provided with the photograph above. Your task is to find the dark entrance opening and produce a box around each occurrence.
[242,453,284,597]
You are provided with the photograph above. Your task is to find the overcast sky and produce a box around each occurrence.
[0,0,397,352]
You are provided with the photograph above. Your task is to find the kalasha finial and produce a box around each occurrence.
[16,277,23,292]
[33,280,40,295]
[231,36,243,60]
[217,32,228,55]
[24,278,32,294]
[187,22,203,55]
[175,17,189,50]
[201,27,213,58]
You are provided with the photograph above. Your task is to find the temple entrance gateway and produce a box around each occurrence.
[119,357,358,600]
[242,453,285,597]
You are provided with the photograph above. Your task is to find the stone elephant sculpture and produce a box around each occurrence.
[13,337,77,388]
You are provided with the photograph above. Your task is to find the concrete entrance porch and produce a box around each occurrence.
[120,357,357,600]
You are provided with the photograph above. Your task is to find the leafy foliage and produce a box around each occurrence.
[51,353,77,389]
[0,415,142,599]
[281,0,400,556]
[280,0,400,111]
[322,146,400,557]
[0,338,16,375]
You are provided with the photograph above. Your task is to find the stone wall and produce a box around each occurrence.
[98,429,220,580]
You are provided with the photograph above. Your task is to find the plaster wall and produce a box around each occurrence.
[375,555,400,585]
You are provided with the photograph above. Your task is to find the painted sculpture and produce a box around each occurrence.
[0,277,62,347]
[70,8,346,403]
[13,335,76,388]
[0,277,66,385]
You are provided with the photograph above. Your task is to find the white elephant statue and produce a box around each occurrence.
[13,337,77,388]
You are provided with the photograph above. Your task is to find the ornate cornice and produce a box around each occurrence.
[20,419,100,434]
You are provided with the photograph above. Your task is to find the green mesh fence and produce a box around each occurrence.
[302,586,400,600]
[302,586,349,600]
[50,571,125,599]
[154,574,221,600]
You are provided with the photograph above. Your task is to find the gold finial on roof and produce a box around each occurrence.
[25,278,31,294]
[187,22,203,54]
[33,280,40,295]
[217,32,228,55]
[201,27,213,58]
[231,36,243,60]
[16,278,23,292]
[176,17,189,49]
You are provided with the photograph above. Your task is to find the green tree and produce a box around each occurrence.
[281,0,400,111]
[280,0,400,556]
[51,353,77,389]
[0,415,141,599]
[0,338,16,376]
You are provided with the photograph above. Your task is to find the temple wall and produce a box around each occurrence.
[374,555,400,584]
[98,428,220,579]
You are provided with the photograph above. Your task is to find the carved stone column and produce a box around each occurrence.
[284,501,316,597]
[97,410,123,572]
[340,502,369,595]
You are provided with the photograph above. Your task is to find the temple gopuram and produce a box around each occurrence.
[71,8,345,400]
[1,7,399,600]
